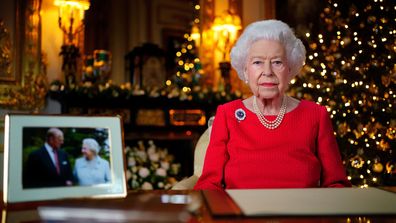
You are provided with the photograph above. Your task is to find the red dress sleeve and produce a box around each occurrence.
[317,106,352,187]
[194,105,229,190]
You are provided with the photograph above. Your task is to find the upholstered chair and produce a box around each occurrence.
[171,117,213,190]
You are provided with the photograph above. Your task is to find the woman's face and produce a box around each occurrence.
[82,144,95,160]
[245,39,291,99]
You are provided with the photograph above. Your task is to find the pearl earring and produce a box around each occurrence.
[245,79,248,84]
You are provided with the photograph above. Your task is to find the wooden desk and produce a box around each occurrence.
[1,190,396,223]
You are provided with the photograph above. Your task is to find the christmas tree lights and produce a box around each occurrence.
[290,0,395,187]
[170,0,203,91]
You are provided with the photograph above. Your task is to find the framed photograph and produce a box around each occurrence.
[3,114,127,203]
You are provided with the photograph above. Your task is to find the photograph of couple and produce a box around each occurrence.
[22,127,112,189]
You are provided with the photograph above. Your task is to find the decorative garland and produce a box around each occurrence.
[49,80,244,103]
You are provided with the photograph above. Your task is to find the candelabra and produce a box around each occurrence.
[212,11,241,92]
[54,0,90,88]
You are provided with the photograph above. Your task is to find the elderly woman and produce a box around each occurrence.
[194,20,351,190]
[74,138,111,186]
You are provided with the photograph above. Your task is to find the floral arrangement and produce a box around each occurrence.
[125,140,181,190]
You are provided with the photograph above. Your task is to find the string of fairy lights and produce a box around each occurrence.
[291,0,395,187]
[167,0,203,93]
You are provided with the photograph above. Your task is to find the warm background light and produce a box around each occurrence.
[212,11,241,61]
[190,24,201,47]
[54,0,90,44]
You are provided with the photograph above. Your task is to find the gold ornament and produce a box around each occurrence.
[386,161,396,174]
[337,122,348,137]
[324,7,330,14]
[309,43,317,50]
[378,139,390,151]
[350,155,364,168]
[372,162,384,173]
[0,20,12,78]
[386,128,395,140]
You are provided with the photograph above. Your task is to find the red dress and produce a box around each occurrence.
[194,99,351,190]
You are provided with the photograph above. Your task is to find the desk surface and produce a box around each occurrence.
[1,189,396,223]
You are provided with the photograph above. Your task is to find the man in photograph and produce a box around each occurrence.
[23,128,73,188]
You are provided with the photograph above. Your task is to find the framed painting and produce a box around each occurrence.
[126,43,167,89]
[0,0,47,110]
[3,114,127,203]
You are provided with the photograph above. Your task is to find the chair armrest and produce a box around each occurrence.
[171,175,199,190]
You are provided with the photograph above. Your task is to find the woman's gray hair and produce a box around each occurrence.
[230,19,306,81]
[83,138,100,154]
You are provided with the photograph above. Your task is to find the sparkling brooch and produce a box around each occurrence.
[235,108,246,122]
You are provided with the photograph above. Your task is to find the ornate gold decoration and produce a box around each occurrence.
[0,20,12,80]
[200,0,215,86]
[169,109,206,126]
[0,0,47,111]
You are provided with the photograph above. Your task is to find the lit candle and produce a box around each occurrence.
[59,5,62,19]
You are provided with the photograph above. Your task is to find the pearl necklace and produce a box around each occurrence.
[252,95,287,129]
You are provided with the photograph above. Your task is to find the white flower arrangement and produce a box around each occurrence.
[125,140,181,190]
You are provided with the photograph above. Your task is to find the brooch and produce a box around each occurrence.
[235,108,246,122]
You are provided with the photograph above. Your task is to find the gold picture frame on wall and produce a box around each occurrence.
[0,0,47,111]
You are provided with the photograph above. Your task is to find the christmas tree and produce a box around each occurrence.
[173,33,203,90]
[171,0,203,91]
[289,0,395,187]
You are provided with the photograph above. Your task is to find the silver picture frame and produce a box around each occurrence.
[3,114,127,203]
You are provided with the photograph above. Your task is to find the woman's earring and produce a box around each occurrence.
[245,79,248,84]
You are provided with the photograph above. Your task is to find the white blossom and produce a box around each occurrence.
[141,182,153,190]
[159,150,167,159]
[149,153,160,162]
[148,140,155,147]
[128,157,136,167]
[161,161,170,170]
[147,147,156,155]
[126,140,181,190]
[131,166,138,173]
[136,150,147,161]
[171,164,180,175]
[138,167,150,178]
[126,169,132,180]
[156,168,167,177]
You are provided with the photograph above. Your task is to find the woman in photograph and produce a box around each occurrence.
[194,19,351,190]
[73,138,111,186]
